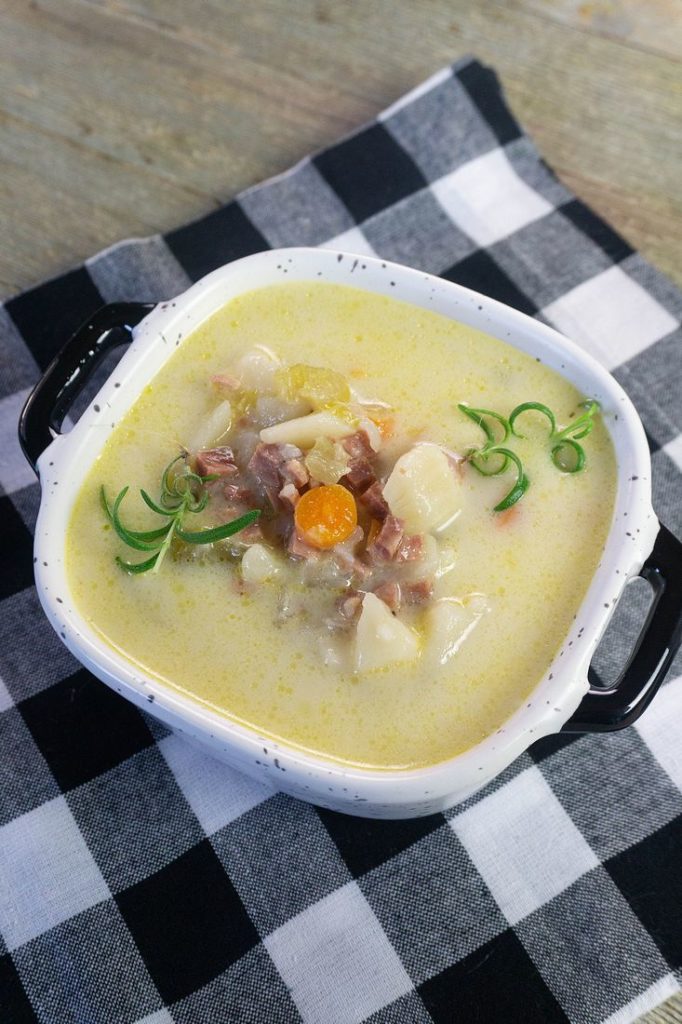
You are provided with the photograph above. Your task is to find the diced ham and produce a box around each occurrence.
[279,483,300,510]
[359,481,389,520]
[446,449,464,476]
[372,581,401,614]
[248,442,304,507]
[366,515,404,562]
[199,366,447,625]
[340,430,377,495]
[240,522,264,545]
[352,560,373,582]
[333,551,373,582]
[211,372,241,393]
[287,529,320,561]
[337,591,363,621]
[281,458,309,489]
[196,446,238,478]
[223,482,254,504]
[402,579,434,604]
[342,430,374,462]
[396,534,425,562]
[331,526,372,582]
[343,462,376,493]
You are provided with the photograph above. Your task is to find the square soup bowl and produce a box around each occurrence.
[19,248,682,818]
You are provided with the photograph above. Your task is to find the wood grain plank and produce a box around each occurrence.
[0,0,363,194]
[521,0,682,62]
[0,107,203,294]
[0,0,680,298]
[640,992,682,1024]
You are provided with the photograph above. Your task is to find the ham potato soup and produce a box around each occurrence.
[66,283,616,769]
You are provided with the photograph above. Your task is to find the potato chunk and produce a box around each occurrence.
[260,411,355,448]
[382,444,460,534]
[188,399,232,453]
[236,346,280,390]
[354,592,419,673]
[426,595,488,666]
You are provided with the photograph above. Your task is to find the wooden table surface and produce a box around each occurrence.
[1,1,680,1019]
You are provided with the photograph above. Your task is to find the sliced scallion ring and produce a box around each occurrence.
[509,402,556,438]
[457,403,511,446]
[551,438,586,473]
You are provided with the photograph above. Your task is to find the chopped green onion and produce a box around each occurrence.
[468,449,510,476]
[457,404,510,446]
[458,396,600,512]
[509,402,556,438]
[554,400,600,441]
[551,438,586,473]
[473,448,529,512]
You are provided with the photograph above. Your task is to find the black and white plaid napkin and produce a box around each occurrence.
[1,57,680,1024]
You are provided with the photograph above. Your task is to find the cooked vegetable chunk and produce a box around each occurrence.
[294,484,357,549]
[354,592,419,673]
[426,595,488,666]
[383,444,460,534]
[304,437,351,485]
[275,363,350,407]
[189,400,232,453]
[260,411,356,447]
[241,543,282,583]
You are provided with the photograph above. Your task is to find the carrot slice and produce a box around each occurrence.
[294,484,357,549]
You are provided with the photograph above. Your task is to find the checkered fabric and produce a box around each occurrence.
[1,57,680,1024]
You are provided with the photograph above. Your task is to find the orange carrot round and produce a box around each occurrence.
[294,484,357,549]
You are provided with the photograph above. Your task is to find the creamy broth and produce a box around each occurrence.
[66,282,616,769]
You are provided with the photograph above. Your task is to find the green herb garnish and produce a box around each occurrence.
[468,446,530,512]
[101,453,260,575]
[509,401,556,438]
[458,404,511,447]
[458,399,600,512]
[549,400,600,473]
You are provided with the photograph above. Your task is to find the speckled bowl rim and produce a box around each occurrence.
[32,247,658,817]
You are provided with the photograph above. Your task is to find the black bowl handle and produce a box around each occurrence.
[19,302,156,474]
[563,523,682,732]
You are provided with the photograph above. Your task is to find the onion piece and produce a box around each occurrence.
[241,543,282,584]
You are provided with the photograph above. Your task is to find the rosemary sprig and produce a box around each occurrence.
[101,453,260,575]
[458,398,600,511]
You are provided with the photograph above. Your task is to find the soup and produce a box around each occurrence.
[66,282,617,769]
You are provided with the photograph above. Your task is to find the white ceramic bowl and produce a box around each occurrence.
[20,248,682,818]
